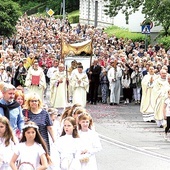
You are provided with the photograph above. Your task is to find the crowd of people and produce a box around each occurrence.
[0,13,170,169]
[0,83,102,169]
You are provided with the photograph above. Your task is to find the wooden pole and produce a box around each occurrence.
[60,34,64,64]
[65,65,69,103]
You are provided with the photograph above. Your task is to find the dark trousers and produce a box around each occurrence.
[123,88,132,100]
[165,117,170,133]
[90,82,99,103]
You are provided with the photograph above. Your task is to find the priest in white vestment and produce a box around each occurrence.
[25,61,46,100]
[50,63,68,108]
[152,69,169,128]
[71,65,89,107]
[140,66,158,122]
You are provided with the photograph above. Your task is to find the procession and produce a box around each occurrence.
[0,12,170,170]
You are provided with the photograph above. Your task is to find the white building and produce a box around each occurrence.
[79,0,162,33]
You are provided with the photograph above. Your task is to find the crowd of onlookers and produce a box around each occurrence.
[0,13,170,169]
[0,14,170,106]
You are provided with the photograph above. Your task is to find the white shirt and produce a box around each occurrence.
[14,142,45,169]
[47,67,58,79]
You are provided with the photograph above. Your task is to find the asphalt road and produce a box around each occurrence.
[86,102,170,170]
[40,86,170,170]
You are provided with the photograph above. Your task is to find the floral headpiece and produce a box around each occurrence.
[22,124,39,130]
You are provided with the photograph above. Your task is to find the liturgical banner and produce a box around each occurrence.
[61,39,92,57]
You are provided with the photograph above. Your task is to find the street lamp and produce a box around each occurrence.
[63,0,66,20]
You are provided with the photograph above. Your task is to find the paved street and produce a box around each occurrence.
[41,87,170,170]
[85,102,170,170]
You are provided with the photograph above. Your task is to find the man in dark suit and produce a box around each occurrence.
[88,59,101,104]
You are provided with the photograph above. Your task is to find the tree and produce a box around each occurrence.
[46,0,79,14]
[13,0,79,15]
[104,0,170,36]
[104,0,143,24]
[143,0,170,37]
[0,0,22,37]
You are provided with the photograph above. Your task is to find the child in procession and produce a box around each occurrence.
[47,108,61,170]
[56,116,81,170]
[78,113,102,170]
[10,121,50,170]
[0,116,16,170]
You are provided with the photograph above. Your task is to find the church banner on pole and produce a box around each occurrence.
[61,39,93,57]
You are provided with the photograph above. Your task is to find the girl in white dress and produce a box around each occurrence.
[47,108,61,170]
[78,113,102,170]
[57,116,81,170]
[10,121,50,170]
[0,116,16,170]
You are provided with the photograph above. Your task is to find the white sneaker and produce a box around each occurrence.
[126,99,129,104]
[124,101,127,104]
[164,133,168,140]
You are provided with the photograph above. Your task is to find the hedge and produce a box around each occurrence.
[104,26,150,43]
[157,36,170,51]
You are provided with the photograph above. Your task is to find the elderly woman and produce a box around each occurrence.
[100,68,109,104]
[23,92,56,154]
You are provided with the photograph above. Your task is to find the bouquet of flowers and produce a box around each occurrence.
[18,75,26,86]
[79,153,90,163]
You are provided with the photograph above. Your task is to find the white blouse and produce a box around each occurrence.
[0,137,15,170]
[14,142,45,169]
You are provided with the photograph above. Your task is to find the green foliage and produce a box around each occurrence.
[25,3,46,15]
[157,36,170,51]
[14,0,79,15]
[54,15,63,20]
[104,0,143,24]
[155,29,170,40]
[65,0,79,13]
[68,15,79,24]
[104,26,150,43]
[105,0,170,37]
[141,18,152,26]
[68,10,79,16]
[68,10,79,23]
[20,1,39,13]
[45,0,61,15]
[0,0,22,37]
[142,0,170,36]
[54,10,79,23]
[37,4,46,13]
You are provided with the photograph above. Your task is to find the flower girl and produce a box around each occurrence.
[78,113,102,170]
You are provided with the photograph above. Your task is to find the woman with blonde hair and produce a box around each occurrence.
[22,92,56,154]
